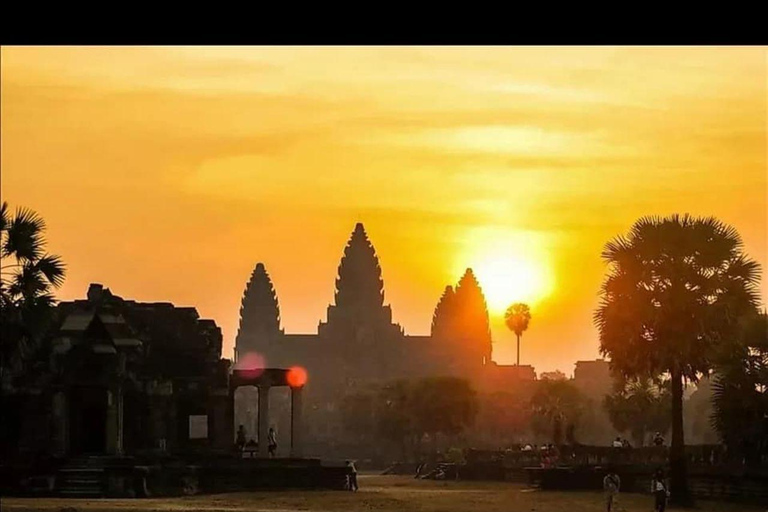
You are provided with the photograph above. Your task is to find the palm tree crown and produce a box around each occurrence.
[505,302,531,366]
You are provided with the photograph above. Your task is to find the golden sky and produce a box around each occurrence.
[2,47,766,374]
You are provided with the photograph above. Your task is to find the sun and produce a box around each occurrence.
[472,254,552,314]
[455,228,555,315]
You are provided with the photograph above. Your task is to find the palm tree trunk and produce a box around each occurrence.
[670,365,692,506]
[516,334,520,366]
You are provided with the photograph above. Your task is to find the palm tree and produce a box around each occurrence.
[594,215,760,506]
[0,201,66,384]
[505,302,531,366]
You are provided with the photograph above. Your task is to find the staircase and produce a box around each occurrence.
[56,457,107,497]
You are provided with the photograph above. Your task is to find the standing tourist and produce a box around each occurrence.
[651,469,669,512]
[268,427,278,458]
[602,469,621,512]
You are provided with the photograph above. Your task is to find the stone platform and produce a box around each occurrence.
[0,455,353,497]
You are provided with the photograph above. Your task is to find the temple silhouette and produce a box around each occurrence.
[234,223,536,454]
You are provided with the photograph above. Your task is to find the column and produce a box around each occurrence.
[290,386,304,458]
[257,385,270,458]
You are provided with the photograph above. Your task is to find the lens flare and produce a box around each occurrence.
[287,366,308,388]
[235,351,266,379]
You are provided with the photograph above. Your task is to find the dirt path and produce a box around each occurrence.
[1,475,763,512]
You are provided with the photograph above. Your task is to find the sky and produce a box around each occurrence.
[1,46,766,375]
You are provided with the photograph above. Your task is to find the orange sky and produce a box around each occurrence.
[2,47,766,375]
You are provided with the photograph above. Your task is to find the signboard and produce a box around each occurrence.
[189,415,208,440]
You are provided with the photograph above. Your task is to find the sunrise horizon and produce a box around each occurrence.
[2,46,766,375]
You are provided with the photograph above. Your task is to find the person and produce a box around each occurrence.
[612,436,623,448]
[602,469,621,512]
[621,438,631,448]
[236,425,246,453]
[651,469,669,511]
[653,432,665,447]
[267,427,278,458]
[346,460,358,491]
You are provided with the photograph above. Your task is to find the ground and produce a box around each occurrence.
[1,475,762,512]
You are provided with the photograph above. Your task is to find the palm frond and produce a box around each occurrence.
[4,206,46,261]
[33,254,66,288]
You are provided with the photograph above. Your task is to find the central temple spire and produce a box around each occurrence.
[333,222,385,313]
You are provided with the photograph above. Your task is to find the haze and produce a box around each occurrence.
[1,46,765,374]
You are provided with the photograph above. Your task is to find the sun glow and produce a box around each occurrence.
[456,229,555,314]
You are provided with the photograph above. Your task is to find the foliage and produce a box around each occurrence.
[340,376,478,460]
[474,390,532,446]
[410,376,478,438]
[0,202,66,383]
[594,214,760,505]
[711,312,768,465]
[530,378,585,444]
[604,377,671,446]
[504,303,531,337]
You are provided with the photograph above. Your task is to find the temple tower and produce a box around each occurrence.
[321,223,397,332]
[430,269,492,375]
[318,223,403,382]
[431,285,456,338]
[234,263,282,362]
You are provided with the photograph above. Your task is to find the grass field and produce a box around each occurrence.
[1,475,763,512]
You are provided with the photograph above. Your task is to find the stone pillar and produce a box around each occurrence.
[257,385,270,458]
[226,388,236,448]
[52,390,69,456]
[290,386,304,458]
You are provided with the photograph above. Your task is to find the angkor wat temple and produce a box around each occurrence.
[234,223,535,454]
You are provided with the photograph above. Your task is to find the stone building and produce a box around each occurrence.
[2,284,232,458]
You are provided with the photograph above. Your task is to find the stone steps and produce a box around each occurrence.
[57,466,106,497]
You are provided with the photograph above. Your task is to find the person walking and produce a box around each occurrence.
[651,469,669,512]
[267,427,278,458]
[602,469,621,512]
[346,460,358,491]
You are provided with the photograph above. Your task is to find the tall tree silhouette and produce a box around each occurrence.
[594,215,760,506]
[453,269,492,366]
[0,202,65,382]
[505,303,531,366]
[235,262,281,361]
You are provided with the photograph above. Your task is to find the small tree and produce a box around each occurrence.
[530,379,585,444]
[604,377,671,446]
[410,377,478,453]
[505,303,531,366]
